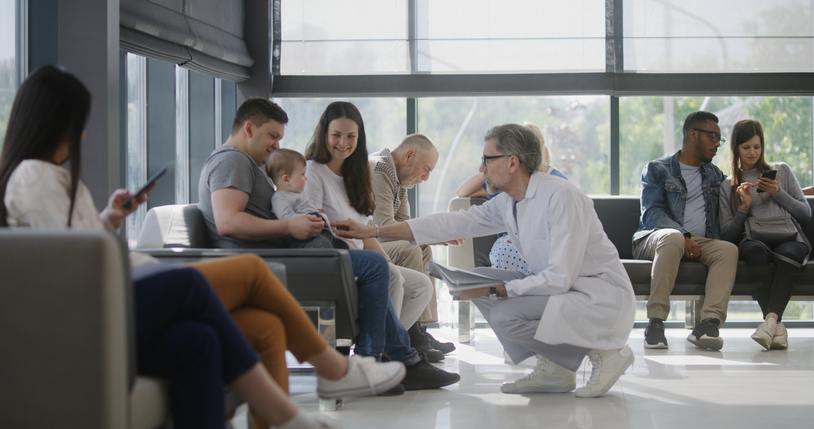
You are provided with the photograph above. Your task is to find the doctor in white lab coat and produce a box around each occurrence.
[334,124,635,398]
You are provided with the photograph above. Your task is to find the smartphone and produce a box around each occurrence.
[757,169,777,193]
[122,167,167,208]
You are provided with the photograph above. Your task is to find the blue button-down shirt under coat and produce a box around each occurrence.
[633,150,726,243]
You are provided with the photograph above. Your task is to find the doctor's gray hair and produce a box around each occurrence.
[484,124,542,175]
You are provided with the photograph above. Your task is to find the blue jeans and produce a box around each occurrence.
[348,249,418,363]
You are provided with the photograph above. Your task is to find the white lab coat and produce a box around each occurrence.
[407,172,635,350]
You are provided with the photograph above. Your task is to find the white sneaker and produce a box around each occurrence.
[751,318,777,351]
[317,355,406,399]
[771,321,789,350]
[574,346,634,398]
[500,355,576,394]
[277,410,342,429]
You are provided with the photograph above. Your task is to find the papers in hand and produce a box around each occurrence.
[425,261,504,291]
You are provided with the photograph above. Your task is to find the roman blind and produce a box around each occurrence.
[120,0,254,81]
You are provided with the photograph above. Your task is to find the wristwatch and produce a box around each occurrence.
[488,287,499,300]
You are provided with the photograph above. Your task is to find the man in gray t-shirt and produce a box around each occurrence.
[198,145,287,248]
[196,100,324,248]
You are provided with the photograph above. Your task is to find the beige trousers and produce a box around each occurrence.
[382,240,438,323]
[632,229,738,323]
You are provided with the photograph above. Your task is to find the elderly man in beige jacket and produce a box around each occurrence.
[369,134,457,359]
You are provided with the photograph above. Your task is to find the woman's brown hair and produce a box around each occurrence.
[304,101,375,216]
[728,119,771,210]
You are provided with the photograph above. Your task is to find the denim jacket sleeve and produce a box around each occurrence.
[639,160,687,236]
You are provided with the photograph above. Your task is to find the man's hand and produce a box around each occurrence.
[288,215,324,240]
[684,236,701,260]
[332,218,376,239]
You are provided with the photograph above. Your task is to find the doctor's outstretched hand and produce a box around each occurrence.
[332,218,376,239]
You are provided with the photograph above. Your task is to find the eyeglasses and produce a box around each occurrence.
[693,128,726,144]
[481,154,509,167]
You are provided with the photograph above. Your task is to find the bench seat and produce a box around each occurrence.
[448,196,814,342]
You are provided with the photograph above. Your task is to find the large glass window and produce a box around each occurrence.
[280,0,605,75]
[416,96,610,218]
[620,96,814,196]
[124,53,233,246]
[281,1,408,75]
[624,0,814,72]
[125,53,147,246]
[413,0,605,73]
[0,0,19,146]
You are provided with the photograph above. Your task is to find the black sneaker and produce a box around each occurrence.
[687,318,724,351]
[422,325,456,354]
[377,383,405,396]
[401,354,461,390]
[644,318,668,349]
[407,322,445,362]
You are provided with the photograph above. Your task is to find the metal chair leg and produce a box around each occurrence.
[458,300,473,343]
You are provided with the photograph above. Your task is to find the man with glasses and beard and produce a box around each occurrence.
[633,111,738,351]
[334,124,636,398]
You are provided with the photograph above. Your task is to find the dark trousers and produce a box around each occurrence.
[134,267,259,429]
[739,239,809,321]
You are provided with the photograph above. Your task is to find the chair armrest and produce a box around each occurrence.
[137,204,213,249]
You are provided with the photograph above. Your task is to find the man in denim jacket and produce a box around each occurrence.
[633,111,738,351]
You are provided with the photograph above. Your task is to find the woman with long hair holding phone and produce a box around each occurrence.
[719,119,811,351]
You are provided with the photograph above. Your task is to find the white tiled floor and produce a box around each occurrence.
[234,327,814,429]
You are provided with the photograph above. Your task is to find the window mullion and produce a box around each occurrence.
[175,66,190,204]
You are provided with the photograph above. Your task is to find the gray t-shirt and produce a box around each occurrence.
[680,162,706,237]
[197,145,286,248]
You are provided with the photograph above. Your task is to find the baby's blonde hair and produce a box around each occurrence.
[265,148,306,185]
